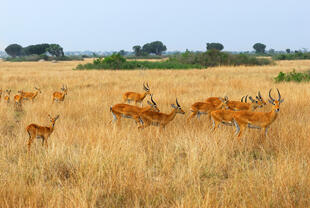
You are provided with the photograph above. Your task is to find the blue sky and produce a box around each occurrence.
[1,0,309,52]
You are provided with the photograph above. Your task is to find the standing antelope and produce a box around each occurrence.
[14,94,23,110]
[138,99,185,129]
[188,97,228,121]
[110,94,160,125]
[123,82,151,106]
[211,96,264,132]
[224,92,266,111]
[52,85,67,103]
[4,89,11,103]
[233,89,284,138]
[26,115,60,151]
[18,87,41,102]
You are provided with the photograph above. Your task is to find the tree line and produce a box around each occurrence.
[5,43,64,57]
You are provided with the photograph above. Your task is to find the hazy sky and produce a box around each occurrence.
[1,0,309,52]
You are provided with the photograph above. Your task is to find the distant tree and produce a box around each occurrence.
[47,44,64,57]
[23,44,50,55]
[286,48,291,54]
[119,50,126,56]
[206,43,224,51]
[142,41,167,55]
[253,43,266,54]
[268,49,275,54]
[132,45,142,56]
[5,44,23,57]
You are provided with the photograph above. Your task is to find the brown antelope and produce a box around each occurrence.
[225,92,266,111]
[14,94,23,110]
[138,99,185,129]
[123,82,151,106]
[211,96,264,132]
[4,89,11,103]
[233,89,284,138]
[205,96,229,108]
[26,115,60,151]
[52,85,67,103]
[18,87,41,102]
[110,94,160,125]
[188,97,228,121]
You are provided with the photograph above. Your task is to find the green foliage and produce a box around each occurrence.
[142,41,167,55]
[5,55,83,62]
[206,43,224,51]
[253,43,266,54]
[274,70,310,82]
[23,44,50,55]
[286,49,291,54]
[5,44,23,57]
[132,45,142,56]
[47,44,64,57]
[273,52,310,60]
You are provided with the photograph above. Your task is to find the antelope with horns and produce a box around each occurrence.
[138,98,185,129]
[26,115,60,151]
[233,89,284,139]
[225,92,266,111]
[18,87,41,102]
[4,89,11,103]
[14,93,23,110]
[110,94,160,125]
[52,85,67,103]
[123,82,151,106]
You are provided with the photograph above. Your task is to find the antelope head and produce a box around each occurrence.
[256,91,267,106]
[34,87,42,94]
[249,96,264,109]
[268,88,284,112]
[171,98,185,114]
[48,114,60,127]
[147,94,160,112]
[61,85,68,95]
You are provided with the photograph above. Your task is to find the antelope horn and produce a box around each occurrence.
[176,98,180,107]
[249,96,255,102]
[245,95,248,103]
[146,82,150,89]
[269,89,275,102]
[241,96,244,102]
[276,88,281,101]
[143,82,148,91]
[150,94,157,105]
[258,91,262,99]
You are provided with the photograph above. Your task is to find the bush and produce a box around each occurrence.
[5,55,83,62]
[273,52,310,60]
[274,70,310,82]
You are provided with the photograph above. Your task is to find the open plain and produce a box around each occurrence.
[0,59,310,207]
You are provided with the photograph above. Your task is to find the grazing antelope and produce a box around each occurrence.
[18,87,41,102]
[188,97,228,121]
[138,99,185,129]
[233,89,284,139]
[123,82,151,106]
[211,96,264,132]
[4,89,11,103]
[52,85,67,103]
[26,114,60,151]
[110,94,160,125]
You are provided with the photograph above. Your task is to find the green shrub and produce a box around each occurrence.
[273,52,310,60]
[274,69,310,82]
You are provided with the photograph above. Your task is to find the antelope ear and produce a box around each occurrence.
[268,99,275,105]
[280,99,284,103]
[171,104,177,109]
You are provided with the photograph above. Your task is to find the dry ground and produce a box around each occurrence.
[0,59,309,207]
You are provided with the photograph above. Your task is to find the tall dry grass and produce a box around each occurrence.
[0,59,310,207]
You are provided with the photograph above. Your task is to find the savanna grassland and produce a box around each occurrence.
[0,59,310,207]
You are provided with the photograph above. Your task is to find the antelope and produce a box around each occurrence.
[138,99,185,129]
[123,82,151,106]
[4,89,11,103]
[14,94,23,110]
[233,89,284,138]
[18,87,41,102]
[211,96,264,132]
[52,85,67,103]
[26,114,60,151]
[188,97,228,121]
[110,94,160,125]
[205,96,229,108]
[225,92,266,111]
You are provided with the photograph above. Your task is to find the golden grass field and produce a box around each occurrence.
[0,59,310,207]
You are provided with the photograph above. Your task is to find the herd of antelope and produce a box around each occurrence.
[0,85,67,151]
[111,82,284,139]
[1,82,284,151]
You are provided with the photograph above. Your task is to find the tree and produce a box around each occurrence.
[286,49,291,54]
[206,43,224,51]
[268,49,275,54]
[5,44,23,57]
[47,44,64,57]
[142,41,167,55]
[132,45,142,56]
[253,43,266,54]
[119,50,126,56]
[23,44,50,55]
